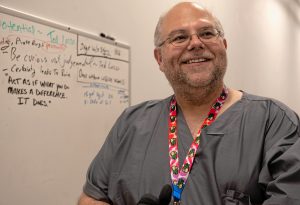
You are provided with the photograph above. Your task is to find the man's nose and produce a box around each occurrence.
[187,34,205,50]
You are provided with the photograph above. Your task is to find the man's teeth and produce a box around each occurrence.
[186,58,207,64]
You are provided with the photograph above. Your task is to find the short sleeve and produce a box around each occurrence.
[82,114,122,202]
[259,102,300,204]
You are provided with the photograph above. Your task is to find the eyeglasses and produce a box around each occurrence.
[158,27,223,47]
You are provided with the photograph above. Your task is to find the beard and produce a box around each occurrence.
[162,52,227,104]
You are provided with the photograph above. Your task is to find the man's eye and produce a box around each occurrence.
[171,35,188,43]
[200,31,215,39]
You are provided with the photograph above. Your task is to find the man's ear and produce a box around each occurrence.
[154,48,165,72]
[223,38,227,49]
[154,48,163,64]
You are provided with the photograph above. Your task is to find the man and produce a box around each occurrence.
[78,2,300,205]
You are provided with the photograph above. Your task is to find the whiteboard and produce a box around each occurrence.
[0,6,130,205]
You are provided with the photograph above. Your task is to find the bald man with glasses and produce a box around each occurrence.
[78,2,300,205]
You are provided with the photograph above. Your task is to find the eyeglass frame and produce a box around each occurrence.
[157,27,224,48]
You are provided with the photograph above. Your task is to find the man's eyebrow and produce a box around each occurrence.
[166,26,216,37]
[199,26,214,30]
[166,29,187,37]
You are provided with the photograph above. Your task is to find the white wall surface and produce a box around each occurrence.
[0,0,299,204]
[1,0,299,112]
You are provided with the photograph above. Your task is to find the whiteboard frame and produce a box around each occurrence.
[0,4,131,105]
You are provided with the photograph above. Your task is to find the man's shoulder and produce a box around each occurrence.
[242,92,299,125]
[128,97,170,110]
[120,96,172,120]
[242,92,292,110]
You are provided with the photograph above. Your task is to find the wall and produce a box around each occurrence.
[222,0,300,112]
[1,0,299,111]
[0,0,299,204]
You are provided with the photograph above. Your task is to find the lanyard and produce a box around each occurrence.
[168,87,228,203]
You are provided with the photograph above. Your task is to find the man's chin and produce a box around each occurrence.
[184,77,214,88]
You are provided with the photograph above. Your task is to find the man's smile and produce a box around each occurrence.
[182,58,211,64]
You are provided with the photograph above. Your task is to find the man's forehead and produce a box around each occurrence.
[161,5,215,34]
[166,3,209,16]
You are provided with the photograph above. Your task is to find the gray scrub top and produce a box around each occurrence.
[83,92,300,205]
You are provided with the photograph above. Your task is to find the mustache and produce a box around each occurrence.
[180,53,214,63]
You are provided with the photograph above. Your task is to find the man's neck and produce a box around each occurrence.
[173,83,242,138]
[174,83,224,113]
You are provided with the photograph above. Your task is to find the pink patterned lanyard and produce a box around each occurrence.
[168,87,228,203]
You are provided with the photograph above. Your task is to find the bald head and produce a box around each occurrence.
[154,2,224,47]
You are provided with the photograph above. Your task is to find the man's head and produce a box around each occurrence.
[154,2,228,94]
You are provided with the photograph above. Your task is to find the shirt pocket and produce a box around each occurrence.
[222,189,252,205]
